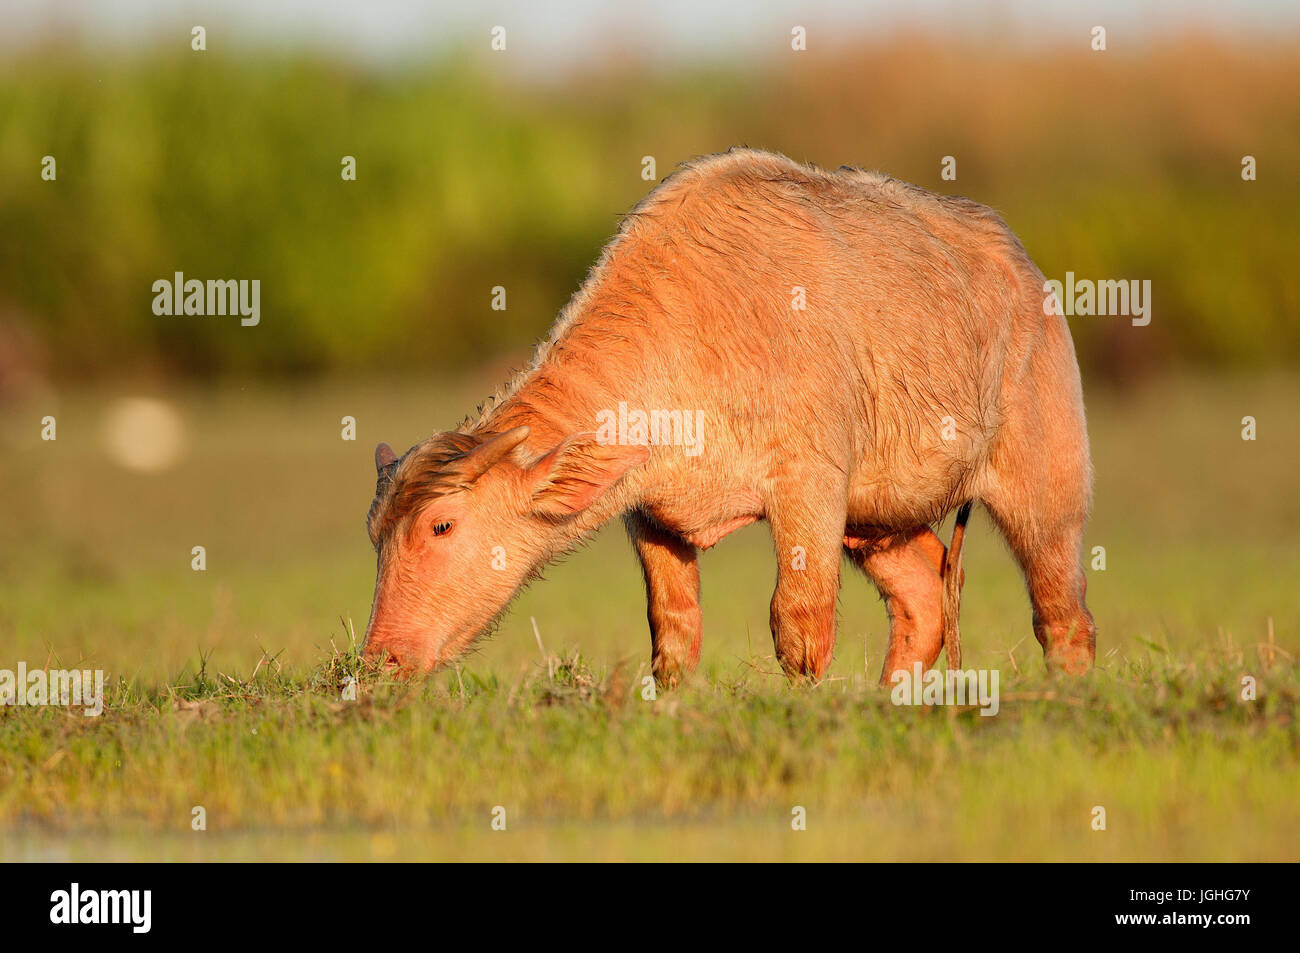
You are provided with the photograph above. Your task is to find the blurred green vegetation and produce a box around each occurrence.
[1,34,1298,384]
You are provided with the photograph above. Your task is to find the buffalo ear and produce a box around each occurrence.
[529,434,650,518]
[375,443,398,472]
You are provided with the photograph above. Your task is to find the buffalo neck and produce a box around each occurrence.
[474,320,656,529]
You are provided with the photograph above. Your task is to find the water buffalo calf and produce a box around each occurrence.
[363,148,1097,686]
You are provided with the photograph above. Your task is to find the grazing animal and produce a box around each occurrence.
[363,148,1096,686]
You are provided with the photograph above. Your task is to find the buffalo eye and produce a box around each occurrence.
[431,520,453,537]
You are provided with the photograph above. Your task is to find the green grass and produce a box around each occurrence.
[3,648,1298,861]
[1,370,1298,860]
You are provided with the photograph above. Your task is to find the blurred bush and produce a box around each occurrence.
[1,34,1297,385]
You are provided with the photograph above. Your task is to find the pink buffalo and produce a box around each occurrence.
[364,148,1096,686]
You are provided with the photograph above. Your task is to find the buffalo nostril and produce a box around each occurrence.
[362,638,413,676]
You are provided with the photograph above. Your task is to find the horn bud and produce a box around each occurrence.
[457,426,531,482]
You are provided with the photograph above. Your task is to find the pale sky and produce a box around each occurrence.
[3,0,1297,65]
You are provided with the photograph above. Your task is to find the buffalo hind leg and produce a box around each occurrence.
[845,527,952,685]
[983,395,1097,673]
[625,512,703,689]
[992,514,1096,675]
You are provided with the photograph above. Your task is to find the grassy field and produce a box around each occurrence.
[1,369,1298,860]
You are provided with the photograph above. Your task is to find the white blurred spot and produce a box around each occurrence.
[101,397,187,473]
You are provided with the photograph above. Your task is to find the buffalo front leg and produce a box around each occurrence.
[767,487,847,683]
[625,512,703,689]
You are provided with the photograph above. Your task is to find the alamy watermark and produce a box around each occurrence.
[1043,272,1151,326]
[595,402,704,456]
[0,663,104,716]
[152,272,260,326]
[890,662,1000,716]
[50,883,151,933]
